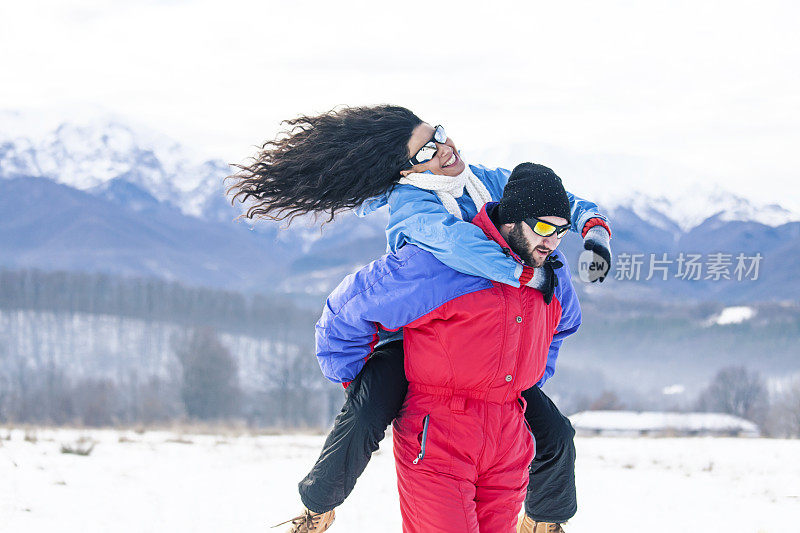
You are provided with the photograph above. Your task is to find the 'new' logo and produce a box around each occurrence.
[578,250,608,283]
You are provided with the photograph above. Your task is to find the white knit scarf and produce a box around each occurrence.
[398,164,493,220]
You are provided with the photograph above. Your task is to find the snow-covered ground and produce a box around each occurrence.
[1,427,798,532]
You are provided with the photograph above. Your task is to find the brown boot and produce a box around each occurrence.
[518,513,566,533]
[272,508,335,532]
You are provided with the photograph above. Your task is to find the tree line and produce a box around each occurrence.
[0,267,313,336]
[553,365,800,438]
[0,268,343,428]
[1,268,799,436]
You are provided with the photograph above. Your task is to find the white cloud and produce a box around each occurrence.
[1,0,798,210]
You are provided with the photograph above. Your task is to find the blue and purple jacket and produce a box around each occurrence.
[356,163,610,288]
[316,203,582,391]
[349,163,604,384]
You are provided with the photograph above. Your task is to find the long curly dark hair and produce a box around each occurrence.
[226,105,422,224]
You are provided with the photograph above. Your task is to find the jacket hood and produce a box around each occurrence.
[473,202,549,287]
[471,202,524,264]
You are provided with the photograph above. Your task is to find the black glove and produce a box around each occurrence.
[540,255,563,304]
[583,226,612,282]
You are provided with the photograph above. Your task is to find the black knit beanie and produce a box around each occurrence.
[497,163,571,225]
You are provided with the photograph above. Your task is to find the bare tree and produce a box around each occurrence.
[72,378,117,427]
[174,327,241,421]
[765,377,800,438]
[138,376,184,424]
[696,366,767,424]
[588,390,625,411]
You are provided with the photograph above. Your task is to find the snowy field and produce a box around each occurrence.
[1,427,798,533]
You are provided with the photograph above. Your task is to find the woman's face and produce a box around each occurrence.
[401,122,466,177]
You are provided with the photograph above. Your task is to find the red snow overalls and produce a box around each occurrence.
[391,213,564,533]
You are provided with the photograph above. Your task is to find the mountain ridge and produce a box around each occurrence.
[1,113,797,304]
[2,112,798,232]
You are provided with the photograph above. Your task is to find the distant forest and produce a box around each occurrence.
[1,268,799,436]
[0,268,315,335]
[0,268,340,428]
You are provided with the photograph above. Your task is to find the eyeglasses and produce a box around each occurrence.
[405,125,447,168]
[524,217,570,239]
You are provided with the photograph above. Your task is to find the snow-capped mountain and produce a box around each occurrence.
[2,110,799,303]
[3,111,798,235]
[467,141,800,233]
[0,109,229,219]
[601,188,799,233]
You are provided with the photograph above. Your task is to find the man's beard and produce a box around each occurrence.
[507,223,551,267]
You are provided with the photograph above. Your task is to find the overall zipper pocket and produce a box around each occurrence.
[412,414,430,464]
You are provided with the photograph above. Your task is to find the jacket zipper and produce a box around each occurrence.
[412,414,430,464]
[495,286,509,383]
[515,286,525,394]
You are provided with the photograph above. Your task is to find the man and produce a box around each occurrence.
[280,164,585,532]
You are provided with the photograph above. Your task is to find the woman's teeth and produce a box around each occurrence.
[443,153,457,167]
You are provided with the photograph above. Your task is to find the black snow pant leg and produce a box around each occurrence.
[521,386,577,523]
[298,340,407,514]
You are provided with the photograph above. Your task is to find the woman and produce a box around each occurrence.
[228,105,612,532]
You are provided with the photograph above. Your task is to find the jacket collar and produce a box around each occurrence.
[474,202,564,299]
[471,202,525,265]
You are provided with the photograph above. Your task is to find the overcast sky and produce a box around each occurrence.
[2,0,798,209]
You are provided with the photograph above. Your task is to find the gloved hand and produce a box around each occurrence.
[539,255,563,304]
[583,225,612,282]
